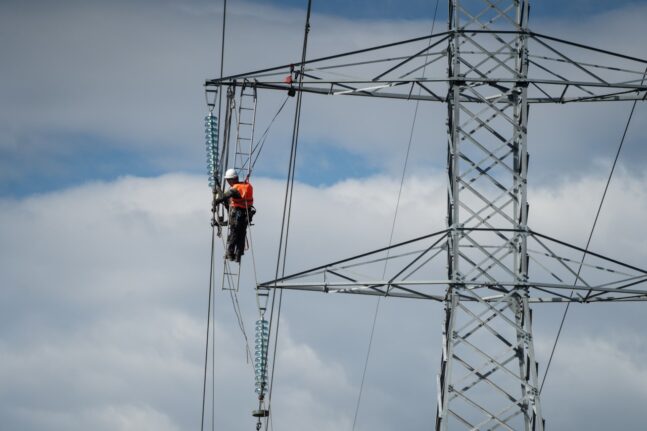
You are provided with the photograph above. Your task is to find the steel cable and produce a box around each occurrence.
[264,3,313,431]
[200,227,217,431]
[539,71,645,394]
[203,3,229,429]
[351,1,441,428]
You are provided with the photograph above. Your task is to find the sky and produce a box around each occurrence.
[2,1,647,430]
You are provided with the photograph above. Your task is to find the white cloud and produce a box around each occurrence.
[23,403,181,431]
[536,334,647,430]
[1,171,647,429]
[530,171,647,260]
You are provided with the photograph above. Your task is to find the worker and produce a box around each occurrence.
[215,168,254,262]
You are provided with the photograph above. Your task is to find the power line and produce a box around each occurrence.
[539,73,644,394]
[200,227,217,431]
[264,3,313,431]
[207,4,228,430]
[351,2,441,429]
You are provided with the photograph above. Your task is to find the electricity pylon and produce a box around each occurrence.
[437,2,542,428]
[206,1,647,429]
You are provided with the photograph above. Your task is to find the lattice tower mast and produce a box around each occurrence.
[438,0,542,429]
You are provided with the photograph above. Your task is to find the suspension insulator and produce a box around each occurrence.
[205,113,219,188]
[254,319,270,396]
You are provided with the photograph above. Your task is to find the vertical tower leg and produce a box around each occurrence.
[436,1,543,429]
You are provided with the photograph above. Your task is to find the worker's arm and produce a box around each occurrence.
[214,187,241,206]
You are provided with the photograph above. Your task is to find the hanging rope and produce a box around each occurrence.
[250,95,291,172]
[539,70,645,394]
[228,287,253,362]
[351,2,441,429]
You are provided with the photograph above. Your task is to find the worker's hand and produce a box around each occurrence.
[214,191,223,203]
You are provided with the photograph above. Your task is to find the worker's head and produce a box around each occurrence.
[224,168,239,185]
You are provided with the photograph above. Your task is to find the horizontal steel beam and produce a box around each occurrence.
[206,81,647,103]
[257,284,647,303]
[258,280,647,300]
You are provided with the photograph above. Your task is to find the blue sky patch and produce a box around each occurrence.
[0,131,163,197]
[295,141,379,186]
[252,0,642,20]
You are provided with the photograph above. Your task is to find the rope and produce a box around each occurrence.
[247,225,270,319]
[216,230,253,363]
[351,297,381,431]
[250,95,291,172]
[229,288,253,362]
[200,227,217,431]
[539,70,645,394]
[351,2,440,428]
[264,2,313,430]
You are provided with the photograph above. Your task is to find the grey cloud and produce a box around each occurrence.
[2,172,647,429]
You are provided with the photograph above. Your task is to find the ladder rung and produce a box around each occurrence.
[238,137,251,141]
[240,107,254,111]
[239,122,253,125]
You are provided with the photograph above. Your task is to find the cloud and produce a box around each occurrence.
[0,173,394,431]
[537,334,647,430]
[2,171,647,429]
[3,1,647,429]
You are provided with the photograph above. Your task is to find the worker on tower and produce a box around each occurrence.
[215,168,254,262]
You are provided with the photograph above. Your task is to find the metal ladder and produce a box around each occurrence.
[234,82,257,181]
[221,258,241,292]
[220,83,257,292]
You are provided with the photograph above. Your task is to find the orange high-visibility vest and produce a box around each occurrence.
[230,182,254,209]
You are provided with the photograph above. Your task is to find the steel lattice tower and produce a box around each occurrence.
[438,1,542,429]
[207,1,647,429]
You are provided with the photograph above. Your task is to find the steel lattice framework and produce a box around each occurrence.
[439,2,541,428]
[206,1,647,429]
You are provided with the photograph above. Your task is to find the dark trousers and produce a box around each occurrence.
[227,208,249,259]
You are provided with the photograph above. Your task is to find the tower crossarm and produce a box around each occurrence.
[207,30,647,104]
[258,229,647,304]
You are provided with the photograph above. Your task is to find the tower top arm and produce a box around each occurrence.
[206,30,647,104]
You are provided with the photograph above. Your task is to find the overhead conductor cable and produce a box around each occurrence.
[540,69,645,394]
[260,2,313,431]
[352,1,440,428]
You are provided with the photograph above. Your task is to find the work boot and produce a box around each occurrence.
[225,253,236,261]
